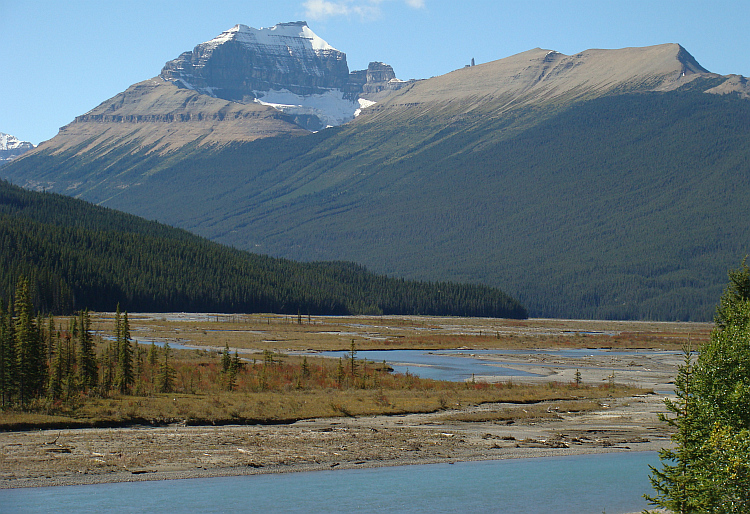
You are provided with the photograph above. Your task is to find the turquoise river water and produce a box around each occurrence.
[2,451,660,513]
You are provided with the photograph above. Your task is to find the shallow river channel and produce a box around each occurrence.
[2,451,659,513]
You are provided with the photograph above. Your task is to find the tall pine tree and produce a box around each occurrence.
[76,309,97,391]
[115,309,133,394]
[14,277,46,405]
[0,300,16,406]
[647,262,750,512]
[158,342,175,393]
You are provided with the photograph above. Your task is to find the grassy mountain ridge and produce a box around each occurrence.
[0,179,527,318]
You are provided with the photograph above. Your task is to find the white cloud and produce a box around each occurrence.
[303,0,425,20]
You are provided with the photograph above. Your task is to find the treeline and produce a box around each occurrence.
[0,180,527,318]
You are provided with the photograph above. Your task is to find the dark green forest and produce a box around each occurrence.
[0,179,527,318]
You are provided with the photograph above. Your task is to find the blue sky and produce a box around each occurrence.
[2,0,749,145]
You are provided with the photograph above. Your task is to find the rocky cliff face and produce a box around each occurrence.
[0,133,34,164]
[159,22,402,130]
[160,22,351,102]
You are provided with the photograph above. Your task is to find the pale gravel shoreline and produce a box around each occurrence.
[1,393,672,490]
[3,445,662,490]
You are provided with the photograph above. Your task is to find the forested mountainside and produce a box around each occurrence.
[4,42,750,320]
[0,180,527,318]
[11,87,747,320]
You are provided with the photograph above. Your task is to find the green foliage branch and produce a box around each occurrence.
[646,262,750,512]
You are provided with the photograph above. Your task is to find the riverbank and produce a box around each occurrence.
[0,392,671,489]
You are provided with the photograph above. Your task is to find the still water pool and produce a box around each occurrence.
[2,451,659,513]
[321,349,541,381]
[320,348,679,382]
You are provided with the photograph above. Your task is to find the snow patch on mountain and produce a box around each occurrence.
[253,89,360,128]
[355,99,377,117]
[206,22,336,53]
[1,133,31,151]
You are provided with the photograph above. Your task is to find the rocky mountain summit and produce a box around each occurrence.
[0,133,34,164]
[160,21,407,130]
[161,22,350,100]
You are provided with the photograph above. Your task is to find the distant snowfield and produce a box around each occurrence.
[206,23,336,53]
[1,132,33,151]
[355,98,377,117]
[253,89,363,127]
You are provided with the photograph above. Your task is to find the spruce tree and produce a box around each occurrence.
[646,349,708,511]
[349,340,357,384]
[148,342,157,366]
[46,315,55,365]
[113,305,122,363]
[714,259,750,330]
[647,262,750,512]
[134,345,145,395]
[221,343,231,373]
[0,300,16,406]
[226,349,243,391]
[14,277,46,404]
[61,328,76,398]
[76,310,97,391]
[158,342,175,393]
[115,311,133,393]
[337,357,345,388]
[48,332,63,401]
[231,350,243,372]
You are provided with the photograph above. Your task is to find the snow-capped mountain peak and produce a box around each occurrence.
[206,21,336,53]
[160,21,349,102]
[159,22,403,131]
[0,132,35,163]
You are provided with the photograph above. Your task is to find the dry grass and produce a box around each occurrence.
[0,379,646,431]
[440,399,603,423]
[92,312,710,353]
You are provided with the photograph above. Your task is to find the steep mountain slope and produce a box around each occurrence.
[4,37,750,320]
[60,87,745,321]
[44,78,307,152]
